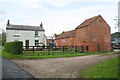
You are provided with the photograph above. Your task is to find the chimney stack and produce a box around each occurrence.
[40,22,43,27]
[7,20,10,25]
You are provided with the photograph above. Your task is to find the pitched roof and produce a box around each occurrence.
[6,24,45,31]
[55,30,75,40]
[76,15,101,29]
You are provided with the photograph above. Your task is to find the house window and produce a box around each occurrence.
[14,30,19,34]
[13,30,20,37]
[35,31,39,36]
[35,40,39,46]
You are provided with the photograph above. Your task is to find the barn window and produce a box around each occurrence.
[83,41,85,43]
[65,40,67,42]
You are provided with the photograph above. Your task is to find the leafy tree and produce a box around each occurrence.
[2,30,6,46]
[114,16,120,29]
[54,31,65,38]
[54,34,60,37]
[61,31,65,34]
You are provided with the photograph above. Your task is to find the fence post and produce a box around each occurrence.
[75,46,77,52]
[87,46,88,51]
[63,46,64,52]
[49,46,50,52]
[98,43,100,52]
[81,45,84,53]
[33,46,34,53]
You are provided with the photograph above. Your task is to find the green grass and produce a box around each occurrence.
[2,50,83,59]
[79,57,119,78]
[1,50,117,59]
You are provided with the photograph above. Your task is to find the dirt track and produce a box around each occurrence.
[12,53,118,78]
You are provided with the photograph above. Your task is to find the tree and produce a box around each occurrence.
[114,16,120,29]
[2,30,6,46]
[54,33,60,37]
[0,10,6,46]
[61,31,65,34]
[54,31,65,38]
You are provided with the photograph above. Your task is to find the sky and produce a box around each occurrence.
[0,0,119,36]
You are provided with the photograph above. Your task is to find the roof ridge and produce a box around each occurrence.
[6,24,45,31]
[76,15,101,29]
[86,15,100,20]
[8,24,39,27]
[56,30,75,40]
[65,30,75,33]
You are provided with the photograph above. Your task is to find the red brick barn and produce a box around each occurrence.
[55,15,111,52]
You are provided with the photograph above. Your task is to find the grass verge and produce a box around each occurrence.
[1,50,118,59]
[79,56,119,78]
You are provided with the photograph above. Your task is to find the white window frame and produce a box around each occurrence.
[35,40,39,46]
[35,31,39,36]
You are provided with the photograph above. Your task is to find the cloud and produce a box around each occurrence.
[0,0,118,35]
[1,0,119,8]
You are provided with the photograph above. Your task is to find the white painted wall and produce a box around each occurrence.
[6,30,46,46]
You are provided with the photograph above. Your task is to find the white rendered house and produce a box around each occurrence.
[6,20,47,46]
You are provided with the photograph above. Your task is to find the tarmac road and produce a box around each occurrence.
[2,57,36,79]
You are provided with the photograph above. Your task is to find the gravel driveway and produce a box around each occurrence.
[12,54,118,78]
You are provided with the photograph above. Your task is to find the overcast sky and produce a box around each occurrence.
[0,0,119,36]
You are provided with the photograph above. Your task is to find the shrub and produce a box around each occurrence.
[43,45,45,49]
[4,41,23,54]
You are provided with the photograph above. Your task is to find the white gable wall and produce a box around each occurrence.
[6,30,46,46]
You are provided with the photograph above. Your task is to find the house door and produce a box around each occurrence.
[26,40,29,49]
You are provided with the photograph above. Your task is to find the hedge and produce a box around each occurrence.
[4,41,23,54]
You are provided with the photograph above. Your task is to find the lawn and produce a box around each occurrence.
[79,56,119,78]
[1,50,117,59]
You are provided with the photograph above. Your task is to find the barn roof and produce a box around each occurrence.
[76,15,101,29]
[55,30,75,40]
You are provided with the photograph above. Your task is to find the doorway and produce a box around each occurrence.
[25,40,29,49]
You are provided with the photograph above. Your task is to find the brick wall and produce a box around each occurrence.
[56,37,74,46]
[55,15,111,52]
[88,16,111,51]
[74,26,89,46]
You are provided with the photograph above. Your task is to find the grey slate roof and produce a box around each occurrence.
[6,24,45,31]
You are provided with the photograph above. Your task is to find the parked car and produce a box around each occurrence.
[112,38,120,49]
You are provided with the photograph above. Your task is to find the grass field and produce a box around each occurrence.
[79,56,119,78]
[1,50,117,59]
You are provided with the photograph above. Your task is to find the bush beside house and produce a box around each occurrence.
[4,41,23,54]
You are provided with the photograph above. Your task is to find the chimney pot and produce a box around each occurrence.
[40,22,43,27]
[7,20,10,25]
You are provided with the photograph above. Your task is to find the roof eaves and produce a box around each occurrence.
[55,36,75,40]
[75,25,89,29]
[6,28,45,31]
